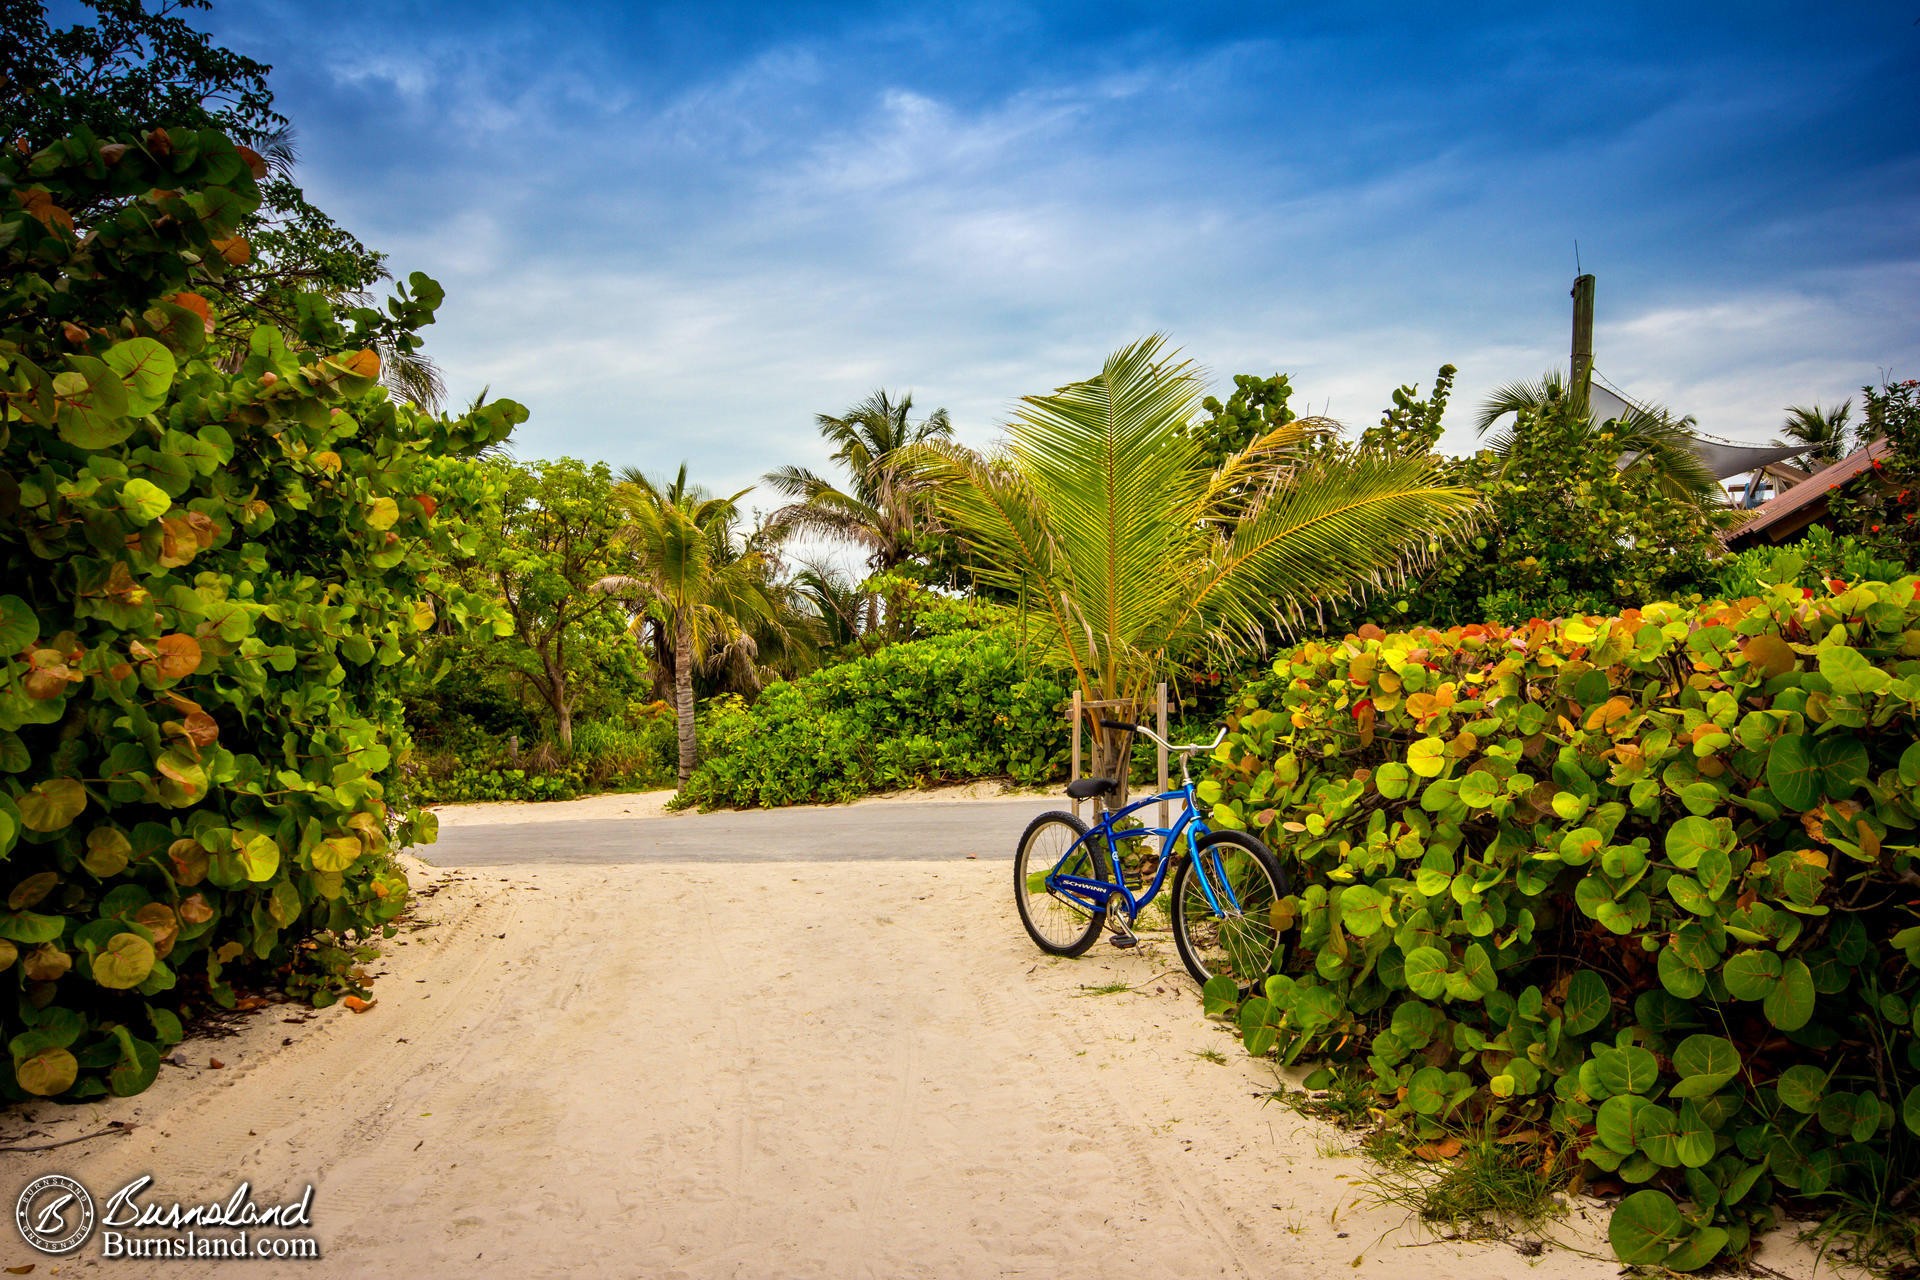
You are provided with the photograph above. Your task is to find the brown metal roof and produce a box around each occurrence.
[1723,437,1891,548]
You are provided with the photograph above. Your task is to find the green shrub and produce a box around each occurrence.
[681,625,1069,808]
[1202,578,1920,1270]
[408,711,676,804]
[1710,525,1907,602]
[0,126,519,1099]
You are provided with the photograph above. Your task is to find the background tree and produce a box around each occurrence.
[602,468,804,786]
[1827,375,1919,570]
[1382,381,1727,625]
[1774,399,1854,468]
[1180,372,1298,470]
[0,0,441,405]
[458,457,638,750]
[765,388,954,629]
[1476,369,1723,506]
[913,336,1482,787]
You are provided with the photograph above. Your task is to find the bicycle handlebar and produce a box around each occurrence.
[1099,719,1226,755]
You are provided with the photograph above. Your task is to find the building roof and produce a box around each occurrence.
[1723,437,1892,549]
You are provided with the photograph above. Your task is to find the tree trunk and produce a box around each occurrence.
[674,615,697,787]
[1090,726,1131,810]
[549,660,573,750]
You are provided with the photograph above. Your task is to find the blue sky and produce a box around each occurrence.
[204,2,1917,502]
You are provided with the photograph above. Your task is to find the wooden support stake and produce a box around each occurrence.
[1156,681,1169,832]
[1069,690,1083,820]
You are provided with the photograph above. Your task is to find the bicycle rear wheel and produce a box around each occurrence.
[1014,811,1111,956]
[1170,829,1289,986]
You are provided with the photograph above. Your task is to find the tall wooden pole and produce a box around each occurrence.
[1571,273,1595,392]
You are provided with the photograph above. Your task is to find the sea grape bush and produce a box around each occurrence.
[1200,578,1920,1269]
[680,624,1069,808]
[0,126,521,1099]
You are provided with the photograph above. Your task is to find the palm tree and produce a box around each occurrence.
[1775,400,1854,469]
[1476,370,1723,507]
[764,389,953,631]
[598,466,802,786]
[790,561,873,651]
[910,336,1481,788]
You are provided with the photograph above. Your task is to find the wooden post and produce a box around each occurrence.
[1156,682,1169,832]
[1571,273,1595,393]
[1069,690,1083,820]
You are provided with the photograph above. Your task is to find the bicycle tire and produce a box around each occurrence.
[1013,810,1111,957]
[1169,829,1290,987]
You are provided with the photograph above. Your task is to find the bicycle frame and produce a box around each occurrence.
[1045,783,1240,923]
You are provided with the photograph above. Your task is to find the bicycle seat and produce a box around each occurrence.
[1065,777,1118,800]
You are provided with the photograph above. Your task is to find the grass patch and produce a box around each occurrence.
[1270,1064,1571,1244]
[1073,982,1133,997]
[1192,1048,1228,1065]
[1355,1123,1573,1242]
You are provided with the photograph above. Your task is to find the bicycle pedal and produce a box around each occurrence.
[1108,933,1139,949]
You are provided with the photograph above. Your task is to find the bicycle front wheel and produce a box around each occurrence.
[1014,811,1111,957]
[1170,830,1289,987]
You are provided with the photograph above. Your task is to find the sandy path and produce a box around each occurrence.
[0,850,1829,1278]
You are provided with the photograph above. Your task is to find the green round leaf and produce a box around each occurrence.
[117,477,172,524]
[1673,1100,1717,1168]
[1633,1102,1681,1165]
[1562,968,1611,1035]
[1817,645,1891,696]
[1663,1226,1731,1273]
[1595,1045,1659,1097]
[1374,761,1411,799]
[1664,816,1721,869]
[1598,1093,1656,1154]
[1722,950,1782,1001]
[1903,1085,1920,1136]
[1609,1189,1685,1266]
[237,832,280,882]
[1762,957,1815,1031]
[107,1027,160,1097]
[1403,946,1448,1000]
[102,336,176,416]
[17,777,87,832]
[1407,1066,1447,1115]
[1657,945,1706,999]
[1765,734,1821,811]
[1407,737,1446,779]
[0,595,38,653]
[1669,1034,1739,1098]
[1777,1064,1827,1114]
[1457,771,1498,808]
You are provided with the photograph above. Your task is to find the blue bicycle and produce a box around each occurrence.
[1014,719,1290,987]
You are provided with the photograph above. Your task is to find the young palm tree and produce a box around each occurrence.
[764,389,953,630]
[1476,370,1723,507]
[1775,400,1854,468]
[598,466,801,786]
[790,561,873,651]
[911,336,1481,786]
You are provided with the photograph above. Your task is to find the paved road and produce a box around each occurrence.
[415,795,1063,865]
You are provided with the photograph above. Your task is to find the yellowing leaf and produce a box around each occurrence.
[91,931,156,989]
[365,497,400,531]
